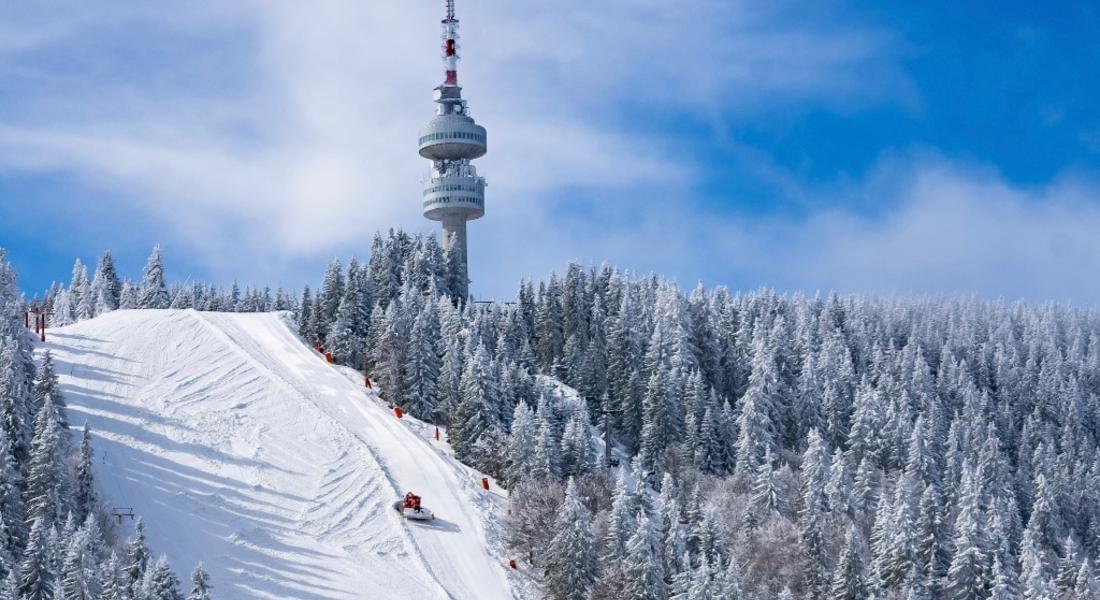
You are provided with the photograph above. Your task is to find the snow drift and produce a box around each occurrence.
[44,309,519,599]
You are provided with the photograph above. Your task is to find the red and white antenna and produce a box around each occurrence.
[442,0,459,86]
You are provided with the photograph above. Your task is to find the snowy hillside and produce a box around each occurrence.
[42,309,522,599]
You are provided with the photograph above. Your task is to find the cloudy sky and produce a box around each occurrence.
[1,1,1099,301]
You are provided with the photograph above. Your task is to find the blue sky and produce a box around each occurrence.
[1,1,1099,301]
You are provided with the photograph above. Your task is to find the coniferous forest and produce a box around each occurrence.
[31,231,1100,599]
[1,250,212,600]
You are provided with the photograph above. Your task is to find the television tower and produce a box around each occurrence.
[419,0,486,301]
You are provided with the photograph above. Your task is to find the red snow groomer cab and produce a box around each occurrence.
[394,491,435,521]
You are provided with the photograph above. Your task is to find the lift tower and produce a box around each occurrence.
[418,0,487,301]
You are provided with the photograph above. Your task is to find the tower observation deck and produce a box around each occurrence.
[420,0,486,301]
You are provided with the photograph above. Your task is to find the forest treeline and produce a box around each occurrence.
[41,232,1100,599]
[2,250,213,600]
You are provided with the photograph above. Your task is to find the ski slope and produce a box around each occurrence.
[44,309,521,599]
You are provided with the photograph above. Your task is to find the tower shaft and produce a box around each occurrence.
[418,0,485,302]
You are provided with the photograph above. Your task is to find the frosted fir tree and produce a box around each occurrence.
[443,243,467,302]
[48,291,74,327]
[449,344,499,462]
[1055,535,1081,593]
[535,277,565,373]
[72,426,96,524]
[92,251,121,314]
[70,260,92,322]
[946,465,990,600]
[118,281,139,310]
[373,303,409,408]
[558,406,594,478]
[622,510,666,600]
[125,519,151,595]
[99,554,126,600]
[138,246,170,309]
[606,289,644,444]
[989,554,1020,600]
[916,482,948,585]
[504,402,537,486]
[436,336,465,425]
[60,516,105,600]
[744,447,783,530]
[638,366,673,474]
[1073,559,1096,600]
[187,564,213,600]
[326,294,361,367]
[656,473,687,579]
[315,259,344,340]
[544,479,595,600]
[733,323,785,481]
[878,473,920,592]
[798,429,831,597]
[168,287,193,310]
[828,522,867,600]
[531,406,561,479]
[24,397,64,529]
[142,555,183,600]
[33,352,67,431]
[404,303,442,419]
[297,286,314,341]
[604,468,638,561]
[18,516,53,600]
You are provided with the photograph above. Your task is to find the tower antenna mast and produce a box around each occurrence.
[418,0,488,302]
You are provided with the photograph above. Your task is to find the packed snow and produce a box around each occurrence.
[43,309,522,599]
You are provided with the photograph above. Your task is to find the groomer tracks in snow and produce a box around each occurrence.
[44,309,521,600]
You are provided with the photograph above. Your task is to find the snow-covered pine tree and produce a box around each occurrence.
[373,302,410,408]
[734,322,784,481]
[297,286,314,342]
[450,343,500,464]
[23,396,64,530]
[326,290,361,367]
[59,515,104,600]
[100,553,126,600]
[622,510,666,600]
[558,406,594,478]
[403,301,441,420]
[126,519,151,596]
[18,516,53,600]
[799,429,831,597]
[315,259,344,341]
[828,522,867,600]
[138,246,170,309]
[142,555,183,600]
[604,468,638,562]
[437,336,466,425]
[1073,559,1096,599]
[187,564,213,600]
[92,251,121,315]
[544,479,595,600]
[70,260,92,322]
[33,352,67,432]
[73,426,96,524]
[0,346,34,468]
[946,463,991,600]
[639,365,674,475]
[504,402,538,486]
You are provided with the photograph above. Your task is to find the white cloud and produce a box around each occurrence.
[521,161,1100,303]
[0,1,946,296]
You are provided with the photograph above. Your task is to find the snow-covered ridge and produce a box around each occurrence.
[44,309,520,599]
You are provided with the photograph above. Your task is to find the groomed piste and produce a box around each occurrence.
[45,309,519,599]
